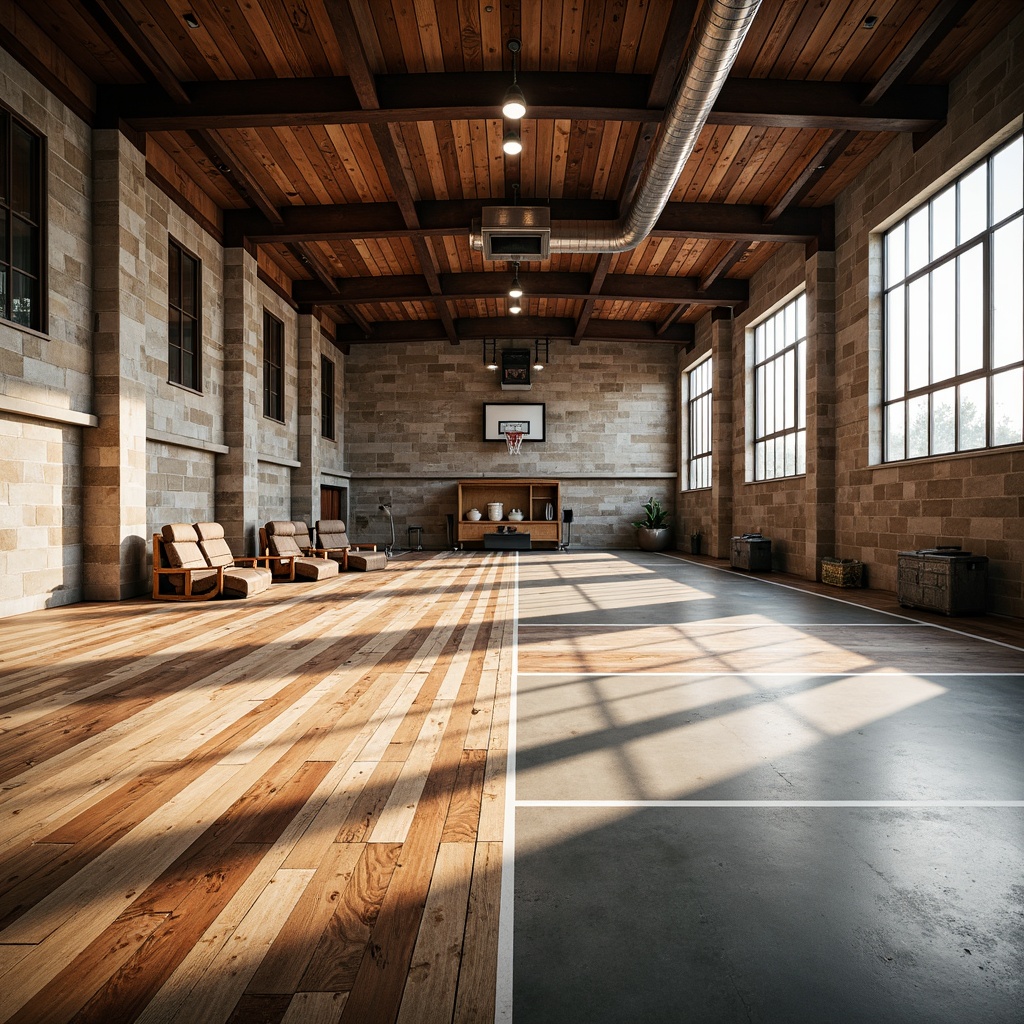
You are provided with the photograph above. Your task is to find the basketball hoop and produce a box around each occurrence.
[504,430,524,455]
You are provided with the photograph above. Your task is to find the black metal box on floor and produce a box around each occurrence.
[897,548,988,615]
[483,531,531,550]
[730,534,772,571]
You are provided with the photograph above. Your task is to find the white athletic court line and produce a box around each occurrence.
[495,554,519,1024]
[643,551,1024,654]
[517,799,1024,808]
[517,671,1024,677]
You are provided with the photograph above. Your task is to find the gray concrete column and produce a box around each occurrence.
[83,130,149,600]
[805,248,837,573]
[217,246,261,556]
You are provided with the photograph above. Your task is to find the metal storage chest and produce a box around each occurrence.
[730,534,772,572]
[897,548,988,615]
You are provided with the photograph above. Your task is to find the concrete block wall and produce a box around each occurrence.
[344,339,679,549]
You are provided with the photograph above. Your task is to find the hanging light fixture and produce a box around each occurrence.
[502,129,522,156]
[509,262,523,299]
[501,39,527,119]
[533,338,548,371]
[509,297,523,315]
[501,39,525,155]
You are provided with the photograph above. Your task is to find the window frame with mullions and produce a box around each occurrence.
[320,354,335,440]
[0,103,46,333]
[752,293,807,482]
[882,131,1023,462]
[262,309,285,422]
[167,238,202,392]
[686,356,713,490]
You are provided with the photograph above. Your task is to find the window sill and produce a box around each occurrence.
[167,379,204,397]
[872,442,1024,470]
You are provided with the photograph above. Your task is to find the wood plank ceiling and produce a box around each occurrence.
[3,0,1016,350]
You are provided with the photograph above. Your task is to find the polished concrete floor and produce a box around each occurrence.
[507,552,1024,1023]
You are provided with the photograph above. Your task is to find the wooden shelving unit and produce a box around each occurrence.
[457,478,561,548]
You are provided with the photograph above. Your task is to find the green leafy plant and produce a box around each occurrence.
[631,496,670,530]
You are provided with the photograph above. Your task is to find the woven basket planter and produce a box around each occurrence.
[820,558,864,588]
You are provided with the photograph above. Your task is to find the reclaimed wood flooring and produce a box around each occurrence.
[0,552,513,1024]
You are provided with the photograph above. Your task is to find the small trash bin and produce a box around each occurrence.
[408,525,423,551]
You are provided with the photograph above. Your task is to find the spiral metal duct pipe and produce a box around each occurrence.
[471,0,763,255]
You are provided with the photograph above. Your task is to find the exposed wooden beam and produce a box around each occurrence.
[762,130,857,224]
[572,255,613,345]
[320,1,459,347]
[225,200,829,246]
[288,242,338,294]
[699,241,749,291]
[103,77,948,134]
[862,0,975,106]
[292,271,747,307]
[82,0,190,105]
[648,1,699,108]
[338,317,695,346]
[657,304,691,336]
[620,0,698,212]
[188,130,282,225]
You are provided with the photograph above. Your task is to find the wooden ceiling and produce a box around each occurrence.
[3,0,1015,349]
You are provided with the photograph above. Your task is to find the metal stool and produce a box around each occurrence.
[408,525,423,551]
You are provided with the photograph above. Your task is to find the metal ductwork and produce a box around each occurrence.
[472,0,762,257]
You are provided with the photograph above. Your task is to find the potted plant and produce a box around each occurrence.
[632,496,673,552]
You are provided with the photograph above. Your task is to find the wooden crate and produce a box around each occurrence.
[897,550,987,615]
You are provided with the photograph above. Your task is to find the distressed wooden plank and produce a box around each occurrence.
[440,749,487,843]
[247,842,364,995]
[298,842,403,992]
[394,841,475,1024]
[452,840,503,1024]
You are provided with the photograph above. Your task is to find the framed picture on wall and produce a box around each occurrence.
[483,402,546,442]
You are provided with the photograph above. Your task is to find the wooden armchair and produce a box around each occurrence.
[152,525,224,601]
[260,521,340,581]
[194,522,273,598]
[315,520,388,571]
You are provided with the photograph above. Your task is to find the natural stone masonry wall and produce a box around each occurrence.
[344,340,679,549]
[145,441,216,538]
[217,248,263,557]
[678,12,1023,614]
[0,415,82,616]
[84,131,149,601]
[0,50,92,615]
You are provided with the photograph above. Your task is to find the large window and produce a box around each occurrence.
[321,355,335,439]
[168,240,201,390]
[753,293,806,481]
[687,357,712,489]
[883,132,1023,461]
[263,311,284,421]
[0,107,44,331]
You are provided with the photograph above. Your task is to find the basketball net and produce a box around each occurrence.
[504,430,524,455]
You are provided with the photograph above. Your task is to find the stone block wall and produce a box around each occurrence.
[0,50,92,615]
[0,414,82,616]
[144,189,225,448]
[344,339,679,548]
[678,12,1024,614]
[146,441,216,537]
[259,462,293,528]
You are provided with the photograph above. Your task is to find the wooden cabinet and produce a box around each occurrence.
[457,479,561,548]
